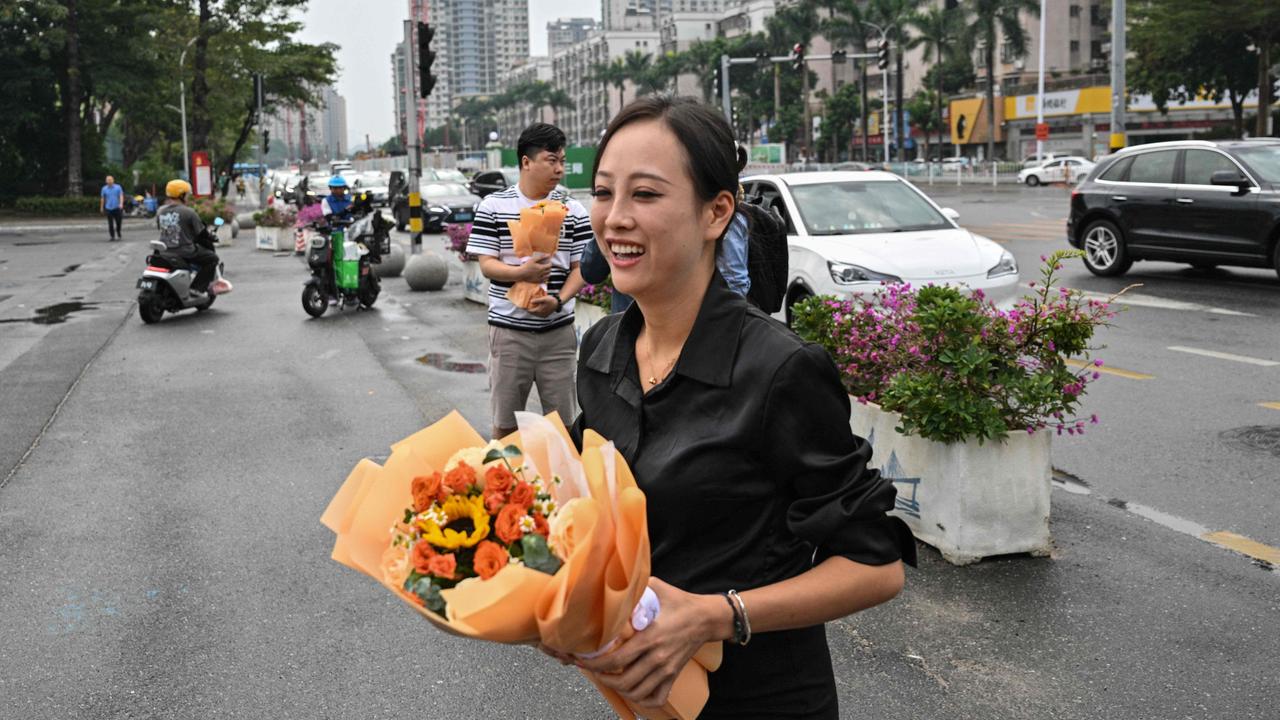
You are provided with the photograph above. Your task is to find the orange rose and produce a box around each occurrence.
[426,552,457,580]
[484,465,515,497]
[483,489,506,515]
[495,503,527,545]
[532,511,549,538]
[410,538,437,574]
[509,481,535,509]
[444,463,477,495]
[411,472,443,511]
[473,540,508,581]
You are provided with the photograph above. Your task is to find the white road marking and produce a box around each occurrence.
[1079,291,1255,317]
[1166,346,1278,367]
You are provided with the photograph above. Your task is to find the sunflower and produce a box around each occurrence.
[417,494,490,550]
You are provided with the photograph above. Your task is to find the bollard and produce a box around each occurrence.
[375,242,406,278]
[404,251,448,291]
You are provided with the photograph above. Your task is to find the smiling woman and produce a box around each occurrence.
[567,96,915,719]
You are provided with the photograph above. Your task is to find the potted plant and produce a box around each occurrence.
[792,251,1120,565]
[253,203,297,251]
[445,222,487,304]
[192,198,237,247]
[573,279,613,344]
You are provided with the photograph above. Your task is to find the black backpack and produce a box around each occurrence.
[739,200,788,314]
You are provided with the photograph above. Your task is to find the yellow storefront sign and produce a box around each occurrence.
[950,97,983,144]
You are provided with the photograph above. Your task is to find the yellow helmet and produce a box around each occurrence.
[165,179,192,199]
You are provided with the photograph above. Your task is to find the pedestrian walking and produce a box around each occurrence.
[235,175,246,200]
[563,95,915,718]
[466,122,593,440]
[100,175,125,241]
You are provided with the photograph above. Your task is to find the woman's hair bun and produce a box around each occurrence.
[735,143,749,173]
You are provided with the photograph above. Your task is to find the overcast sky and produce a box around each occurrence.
[295,0,601,150]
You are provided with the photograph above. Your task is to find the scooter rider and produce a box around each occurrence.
[321,176,353,220]
[155,179,220,300]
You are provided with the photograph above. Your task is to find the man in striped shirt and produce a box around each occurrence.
[466,123,592,439]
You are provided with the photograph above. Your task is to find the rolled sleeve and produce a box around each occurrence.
[763,344,917,567]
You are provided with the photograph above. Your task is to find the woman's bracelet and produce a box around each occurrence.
[721,590,752,646]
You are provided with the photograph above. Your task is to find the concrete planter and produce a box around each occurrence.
[849,401,1053,565]
[462,260,489,304]
[573,301,608,347]
[255,226,290,251]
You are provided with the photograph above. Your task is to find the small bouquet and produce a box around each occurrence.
[321,411,721,719]
[505,200,567,310]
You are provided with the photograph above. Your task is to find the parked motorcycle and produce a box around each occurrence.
[301,194,392,318]
[136,217,232,324]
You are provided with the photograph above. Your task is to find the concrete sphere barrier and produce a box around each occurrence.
[235,211,256,230]
[375,243,406,278]
[230,218,240,239]
[404,251,449,291]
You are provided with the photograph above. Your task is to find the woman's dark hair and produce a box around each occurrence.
[517,123,566,165]
[592,95,742,206]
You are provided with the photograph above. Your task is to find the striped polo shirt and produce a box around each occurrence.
[466,185,593,332]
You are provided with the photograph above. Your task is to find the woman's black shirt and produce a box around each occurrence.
[572,272,917,719]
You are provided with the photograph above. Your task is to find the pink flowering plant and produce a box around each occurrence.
[576,279,614,308]
[444,222,474,261]
[792,250,1121,445]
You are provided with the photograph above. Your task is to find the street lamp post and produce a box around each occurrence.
[178,36,197,179]
[862,21,891,164]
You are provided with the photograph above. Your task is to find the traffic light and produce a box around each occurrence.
[263,129,270,154]
[711,64,720,98]
[791,43,805,71]
[832,49,847,64]
[877,40,890,70]
[417,22,436,98]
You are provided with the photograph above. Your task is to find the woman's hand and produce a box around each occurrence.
[576,577,731,711]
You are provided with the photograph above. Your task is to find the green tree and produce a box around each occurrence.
[588,57,628,112]
[821,0,871,160]
[1128,0,1278,138]
[908,5,965,158]
[962,0,1039,161]
[819,82,861,160]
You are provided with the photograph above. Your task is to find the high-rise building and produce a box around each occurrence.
[551,30,660,145]
[320,86,349,159]
[493,0,530,77]
[602,0,668,31]
[496,57,554,145]
[391,41,410,146]
[548,18,598,59]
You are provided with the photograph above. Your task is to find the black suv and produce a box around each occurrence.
[1067,139,1280,280]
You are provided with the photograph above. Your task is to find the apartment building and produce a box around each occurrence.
[551,30,661,146]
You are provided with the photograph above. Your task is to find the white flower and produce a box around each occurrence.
[443,441,506,475]
[519,515,537,534]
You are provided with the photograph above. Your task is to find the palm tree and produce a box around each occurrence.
[643,51,685,95]
[908,4,964,159]
[963,0,1039,162]
[622,49,655,99]
[765,2,821,157]
[866,0,921,159]
[541,87,575,124]
[588,57,628,114]
[453,96,493,151]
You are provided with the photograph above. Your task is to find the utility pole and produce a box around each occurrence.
[1109,0,1126,151]
[1036,0,1046,164]
[255,73,266,206]
[720,54,731,123]
[404,19,423,254]
[860,61,869,162]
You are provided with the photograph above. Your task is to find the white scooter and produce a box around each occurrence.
[136,217,232,324]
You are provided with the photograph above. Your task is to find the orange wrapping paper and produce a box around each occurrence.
[505,201,566,310]
[320,411,719,720]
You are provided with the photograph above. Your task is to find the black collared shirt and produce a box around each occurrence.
[573,272,916,719]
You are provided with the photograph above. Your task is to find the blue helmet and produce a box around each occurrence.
[328,175,348,189]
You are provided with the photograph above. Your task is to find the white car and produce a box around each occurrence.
[1018,156,1095,186]
[739,171,1020,322]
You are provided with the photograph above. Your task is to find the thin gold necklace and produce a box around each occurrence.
[642,332,679,387]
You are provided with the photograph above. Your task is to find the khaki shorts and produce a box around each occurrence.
[488,323,577,432]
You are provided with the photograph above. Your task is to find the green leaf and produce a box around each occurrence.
[520,534,562,575]
[482,448,505,464]
[502,444,522,459]
[413,578,446,612]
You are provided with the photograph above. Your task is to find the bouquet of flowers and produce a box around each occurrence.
[505,200,567,310]
[321,411,721,719]
[444,222,474,262]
